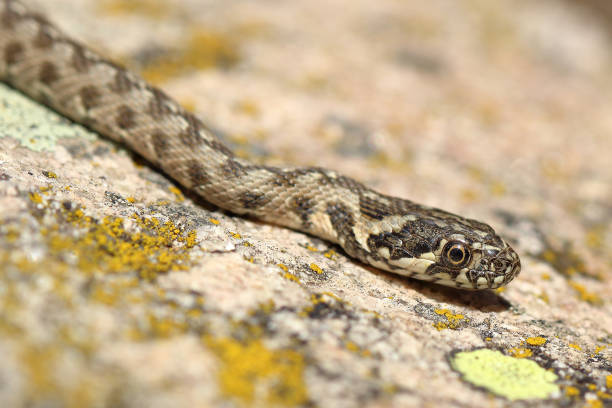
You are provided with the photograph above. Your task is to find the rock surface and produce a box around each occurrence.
[0,0,611,407]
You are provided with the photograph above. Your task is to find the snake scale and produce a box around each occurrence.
[1,0,520,289]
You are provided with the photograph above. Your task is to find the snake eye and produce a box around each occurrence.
[442,241,471,268]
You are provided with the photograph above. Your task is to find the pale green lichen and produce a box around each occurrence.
[450,349,559,401]
[0,84,96,151]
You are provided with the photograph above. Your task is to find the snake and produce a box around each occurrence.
[0,0,521,290]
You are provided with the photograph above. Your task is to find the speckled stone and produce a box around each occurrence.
[0,0,610,407]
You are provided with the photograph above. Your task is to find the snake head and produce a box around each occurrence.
[365,215,521,289]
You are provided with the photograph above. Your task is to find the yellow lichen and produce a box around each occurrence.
[141,28,240,84]
[433,308,465,330]
[205,336,308,406]
[508,347,533,359]
[323,250,336,259]
[569,282,602,305]
[234,99,260,117]
[283,272,301,283]
[526,336,547,346]
[564,385,580,397]
[309,263,323,274]
[568,343,582,351]
[168,186,184,201]
[100,0,171,19]
[345,341,371,357]
[29,192,43,204]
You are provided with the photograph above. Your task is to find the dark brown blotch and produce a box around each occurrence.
[4,41,24,65]
[150,131,169,159]
[221,159,247,178]
[204,138,234,157]
[270,168,313,187]
[148,88,172,116]
[79,85,101,110]
[332,175,367,194]
[291,196,314,228]
[359,196,391,221]
[186,160,210,186]
[178,114,203,147]
[326,202,363,258]
[241,191,270,209]
[110,69,133,94]
[1,5,20,29]
[39,61,59,85]
[33,26,53,49]
[115,105,136,130]
[71,45,89,72]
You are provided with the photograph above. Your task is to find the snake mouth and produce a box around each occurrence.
[481,245,521,288]
[449,244,521,289]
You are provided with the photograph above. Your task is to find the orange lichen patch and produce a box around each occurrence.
[283,272,301,283]
[607,374,612,389]
[29,192,43,204]
[16,341,117,408]
[309,263,323,274]
[234,99,260,118]
[538,292,550,303]
[277,264,300,282]
[594,345,607,355]
[304,244,319,252]
[204,336,308,407]
[598,391,612,400]
[564,385,580,398]
[345,341,372,358]
[299,292,348,318]
[146,313,188,338]
[141,29,240,84]
[323,250,336,259]
[507,347,533,359]
[230,232,242,239]
[37,198,197,281]
[433,308,466,330]
[489,180,506,197]
[100,0,172,19]
[0,192,208,405]
[568,281,602,305]
[539,243,599,280]
[585,226,606,251]
[585,399,603,408]
[526,336,547,346]
[168,186,184,202]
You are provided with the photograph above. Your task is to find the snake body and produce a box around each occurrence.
[0,0,520,289]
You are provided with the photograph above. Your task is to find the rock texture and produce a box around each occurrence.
[0,0,610,407]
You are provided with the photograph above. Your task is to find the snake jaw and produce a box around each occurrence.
[451,242,521,289]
